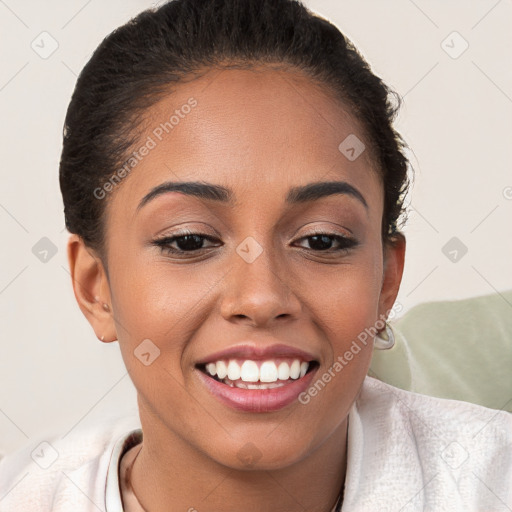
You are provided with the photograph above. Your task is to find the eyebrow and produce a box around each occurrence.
[137,180,368,211]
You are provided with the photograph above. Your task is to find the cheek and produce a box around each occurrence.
[301,253,383,344]
[322,281,382,353]
[294,262,383,427]
[296,251,383,388]
[110,239,193,320]
[108,255,221,370]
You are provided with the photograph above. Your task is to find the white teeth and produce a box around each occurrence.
[235,381,286,390]
[277,362,290,380]
[204,358,312,384]
[216,360,227,379]
[227,360,241,380]
[289,360,301,379]
[259,361,278,382]
[240,360,260,382]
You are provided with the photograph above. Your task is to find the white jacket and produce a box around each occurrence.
[0,377,510,511]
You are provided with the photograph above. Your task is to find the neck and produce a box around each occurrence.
[129,399,348,512]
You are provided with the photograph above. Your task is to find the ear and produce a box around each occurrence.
[67,234,117,343]
[378,232,406,320]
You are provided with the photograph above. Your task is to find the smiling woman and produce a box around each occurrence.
[0,0,511,511]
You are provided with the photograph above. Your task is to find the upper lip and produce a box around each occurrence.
[196,343,318,366]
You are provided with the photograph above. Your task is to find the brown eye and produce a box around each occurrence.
[295,232,358,252]
[153,231,221,255]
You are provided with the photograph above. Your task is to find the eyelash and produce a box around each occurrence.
[152,229,358,257]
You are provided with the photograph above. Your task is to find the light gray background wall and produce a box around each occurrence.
[1,0,511,456]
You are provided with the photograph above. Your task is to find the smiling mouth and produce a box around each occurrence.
[197,358,320,390]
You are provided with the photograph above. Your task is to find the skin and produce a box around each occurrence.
[68,66,405,512]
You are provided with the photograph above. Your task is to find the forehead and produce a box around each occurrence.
[111,66,382,220]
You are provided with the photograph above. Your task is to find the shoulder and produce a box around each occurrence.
[343,377,512,510]
[0,414,141,512]
[358,376,512,439]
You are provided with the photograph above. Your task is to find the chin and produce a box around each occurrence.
[205,434,313,472]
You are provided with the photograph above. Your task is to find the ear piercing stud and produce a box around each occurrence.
[94,296,111,312]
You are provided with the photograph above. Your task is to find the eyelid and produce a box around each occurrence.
[294,224,355,242]
[153,229,219,244]
[153,225,219,239]
[291,219,354,236]
[298,228,352,238]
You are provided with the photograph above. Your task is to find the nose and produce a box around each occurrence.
[219,243,302,328]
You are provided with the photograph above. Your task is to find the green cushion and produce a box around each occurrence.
[369,290,512,412]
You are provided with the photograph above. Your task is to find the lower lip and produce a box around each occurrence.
[196,367,318,413]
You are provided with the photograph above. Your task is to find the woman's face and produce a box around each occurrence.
[74,66,405,470]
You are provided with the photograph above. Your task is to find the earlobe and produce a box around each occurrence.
[378,233,406,319]
[66,234,117,343]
